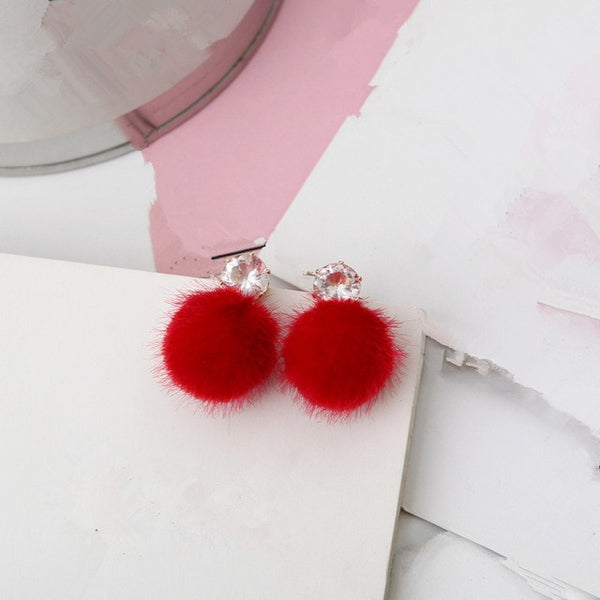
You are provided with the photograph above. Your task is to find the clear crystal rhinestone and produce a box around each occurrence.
[218,254,270,296]
[313,262,361,300]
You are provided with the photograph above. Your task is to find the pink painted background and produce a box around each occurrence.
[144,0,419,275]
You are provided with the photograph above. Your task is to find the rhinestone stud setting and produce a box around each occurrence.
[313,262,362,301]
[217,253,270,296]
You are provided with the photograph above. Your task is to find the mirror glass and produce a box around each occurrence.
[0,0,280,175]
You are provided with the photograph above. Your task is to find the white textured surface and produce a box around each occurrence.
[391,513,597,600]
[0,252,424,600]
[391,514,551,600]
[0,152,155,270]
[403,339,600,597]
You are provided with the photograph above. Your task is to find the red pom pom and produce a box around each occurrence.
[282,299,403,414]
[162,287,279,404]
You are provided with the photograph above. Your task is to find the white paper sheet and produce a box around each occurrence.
[390,513,586,600]
[403,339,600,597]
[0,253,424,600]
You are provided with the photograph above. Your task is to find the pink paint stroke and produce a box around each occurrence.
[504,192,600,324]
[143,0,420,276]
[537,302,600,338]
[505,193,600,269]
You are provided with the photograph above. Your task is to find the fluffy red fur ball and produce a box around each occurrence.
[162,287,279,403]
[282,299,402,414]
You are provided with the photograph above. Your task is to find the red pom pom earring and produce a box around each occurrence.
[161,254,280,407]
[282,261,405,416]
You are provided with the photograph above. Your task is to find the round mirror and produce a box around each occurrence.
[0,0,280,175]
